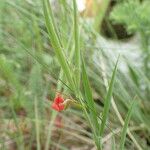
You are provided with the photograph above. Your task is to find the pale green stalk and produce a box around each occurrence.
[34,96,41,150]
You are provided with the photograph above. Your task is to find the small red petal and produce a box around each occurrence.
[54,94,64,104]
[52,103,60,111]
[52,94,65,112]
[58,96,64,103]
[58,104,65,111]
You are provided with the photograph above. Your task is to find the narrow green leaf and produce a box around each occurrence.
[81,58,100,130]
[43,0,74,91]
[119,100,136,150]
[81,58,101,149]
[128,64,139,87]
[100,57,119,136]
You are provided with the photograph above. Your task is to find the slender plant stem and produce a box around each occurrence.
[34,96,41,150]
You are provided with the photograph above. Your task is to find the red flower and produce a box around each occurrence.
[51,94,65,111]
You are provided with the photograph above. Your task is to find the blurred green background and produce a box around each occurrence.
[0,0,150,149]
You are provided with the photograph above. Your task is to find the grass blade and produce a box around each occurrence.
[81,58,101,149]
[82,58,99,128]
[43,0,74,90]
[119,100,136,150]
[100,57,119,137]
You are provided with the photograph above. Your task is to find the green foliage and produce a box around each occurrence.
[119,100,135,150]
[43,0,75,91]
[100,57,118,137]
[110,0,150,101]
[0,0,150,149]
[110,0,150,36]
[81,58,101,149]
